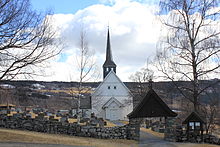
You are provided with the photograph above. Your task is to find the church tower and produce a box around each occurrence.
[103,28,116,79]
[92,27,133,120]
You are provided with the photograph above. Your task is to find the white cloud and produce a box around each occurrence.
[99,0,159,5]
[36,1,162,82]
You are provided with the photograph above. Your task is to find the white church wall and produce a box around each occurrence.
[91,71,133,120]
[105,101,122,120]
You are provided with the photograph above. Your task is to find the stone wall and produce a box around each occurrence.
[79,126,127,139]
[164,117,220,145]
[164,117,177,142]
[126,118,141,140]
[0,114,132,140]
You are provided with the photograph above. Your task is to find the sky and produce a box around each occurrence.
[31,0,100,14]
[30,0,161,82]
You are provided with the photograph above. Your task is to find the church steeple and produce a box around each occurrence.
[103,28,116,79]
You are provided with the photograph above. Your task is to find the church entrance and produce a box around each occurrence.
[103,97,123,120]
[108,108,120,120]
[127,82,177,141]
[138,117,167,144]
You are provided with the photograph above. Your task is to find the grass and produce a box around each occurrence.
[68,118,77,123]
[0,128,136,147]
[119,120,129,125]
[175,143,220,147]
[0,128,219,147]
[105,120,118,127]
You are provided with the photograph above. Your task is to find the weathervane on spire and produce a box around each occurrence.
[107,21,110,29]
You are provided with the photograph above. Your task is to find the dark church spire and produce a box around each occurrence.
[106,28,113,61]
[103,27,116,79]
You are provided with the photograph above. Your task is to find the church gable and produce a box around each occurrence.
[128,88,177,118]
[92,70,131,97]
[102,97,123,109]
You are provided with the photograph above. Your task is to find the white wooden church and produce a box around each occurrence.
[92,29,133,120]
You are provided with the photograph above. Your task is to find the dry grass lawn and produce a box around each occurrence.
[175,143,220,147]
[0,128,136,147]
[119,120,129,125]
[0,128,219,147]
[105,120,118,127]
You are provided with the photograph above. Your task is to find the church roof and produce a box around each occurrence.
[127,88,177,118]
[92,70,132,97]
[103,28,116,68]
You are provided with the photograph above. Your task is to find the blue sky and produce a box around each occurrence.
[30,0,159,14]
[31,0,99,14]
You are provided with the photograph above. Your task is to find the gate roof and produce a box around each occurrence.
[128,89,177,118]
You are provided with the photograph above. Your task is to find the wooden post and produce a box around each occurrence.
[187,122,189,141]
[201,123,203,142]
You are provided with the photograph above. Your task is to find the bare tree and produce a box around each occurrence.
[129,66,154,98]
[70,28,98,123]
[157,0,220,112]
[0,0,61,80]
[200,87,220,134]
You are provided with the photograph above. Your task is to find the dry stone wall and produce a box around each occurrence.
[0,114,137,140]
[79,126,127,139]
[164,117,220,145]
[127,118,141,140]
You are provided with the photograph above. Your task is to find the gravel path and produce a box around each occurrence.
[138,131,177,147]
[0,142,90,147]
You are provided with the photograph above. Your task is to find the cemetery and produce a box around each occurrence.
[0,84,219,145]
[0,1,220,146]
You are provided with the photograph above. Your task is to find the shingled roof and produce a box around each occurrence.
[128,88,177,118]
[182,111,205,124]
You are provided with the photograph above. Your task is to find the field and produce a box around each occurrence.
[38,87,93,95]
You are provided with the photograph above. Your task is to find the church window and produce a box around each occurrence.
[111,68,114,71]
[114,86,116,89]
[106,68,109,72]
[195,122,200,126]
[108,86,110,89]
